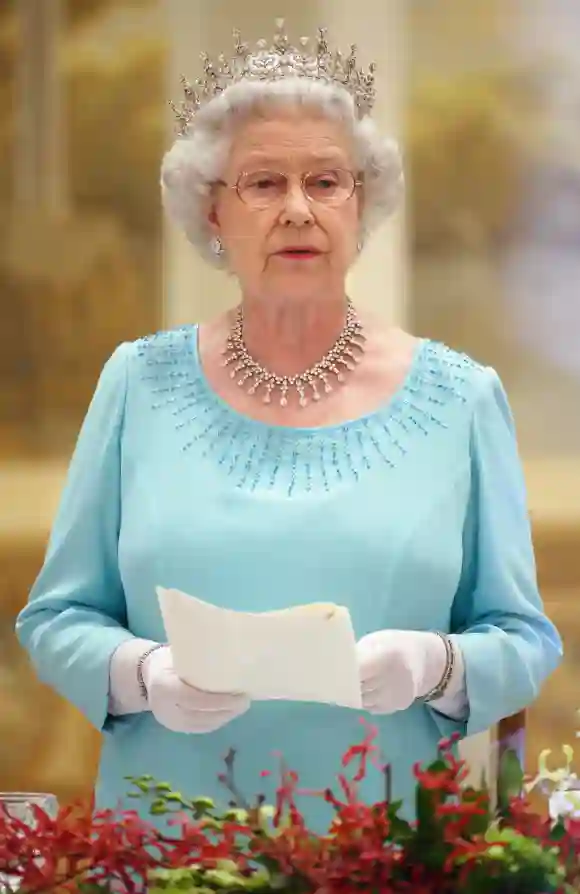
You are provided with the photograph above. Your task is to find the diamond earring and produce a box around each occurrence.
[212,236,224,257]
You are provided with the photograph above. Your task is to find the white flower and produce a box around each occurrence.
[549,787,580,821]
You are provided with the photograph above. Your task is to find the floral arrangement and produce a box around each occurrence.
[1,724,579,894]
[525,717,580,825]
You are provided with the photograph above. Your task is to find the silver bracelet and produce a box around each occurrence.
[421,632,455,703]
[136,644,165,701]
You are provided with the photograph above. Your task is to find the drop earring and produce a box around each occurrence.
[212,236,224,257]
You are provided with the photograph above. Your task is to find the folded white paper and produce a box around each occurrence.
[156,586,362,709]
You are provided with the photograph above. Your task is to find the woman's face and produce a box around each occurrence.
[208,108,362,304]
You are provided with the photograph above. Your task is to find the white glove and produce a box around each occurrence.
[142,646,250,734]
[357,629,448,715]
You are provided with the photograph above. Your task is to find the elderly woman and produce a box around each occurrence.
[16,22,561,827]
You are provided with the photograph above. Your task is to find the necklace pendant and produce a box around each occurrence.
[279,378,290,407]
[320,375,333,394]
[248,374,266,395]
[229,360,245,379]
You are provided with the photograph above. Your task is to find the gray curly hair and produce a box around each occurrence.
[161,77,404,268]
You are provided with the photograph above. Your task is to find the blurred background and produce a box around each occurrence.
[1,0,579,805]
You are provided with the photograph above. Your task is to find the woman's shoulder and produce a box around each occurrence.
[111,325,198,376]
[133,324,197,359]
[370,325,501,410]
[417,338,496,389]
[94,327,200,413]
[409,339,513,439]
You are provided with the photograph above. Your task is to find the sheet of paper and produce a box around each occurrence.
[156,586,362,709]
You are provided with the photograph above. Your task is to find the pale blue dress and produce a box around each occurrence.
[15,327,562,828]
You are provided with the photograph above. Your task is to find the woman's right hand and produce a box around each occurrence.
[141,646,250,733]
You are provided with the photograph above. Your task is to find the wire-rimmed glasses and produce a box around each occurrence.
[0,793,58,891]
[217,168,362,209]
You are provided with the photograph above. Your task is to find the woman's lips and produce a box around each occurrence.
[275,248,321,259]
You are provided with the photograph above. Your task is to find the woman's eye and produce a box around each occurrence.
[312,175,339,190]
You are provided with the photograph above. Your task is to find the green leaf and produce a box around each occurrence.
[133,779,154,794]
[425,757,449,774]
[497,748,524,810]
[203,868,246,888]
[459,786,491,835]
[155,782,174,793]
[415,784,437,828]
[413,787,448,871]
[550,818,569,841]
[201,816,224,830]
[77,885,111,894]
[388,813,413,840]
[223,807,249,822]
[150,799,169,816]
[191,796,215,811]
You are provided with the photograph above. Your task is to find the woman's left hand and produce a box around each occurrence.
[356,630,448,714]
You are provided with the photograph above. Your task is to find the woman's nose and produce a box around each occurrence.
[279,181,314,227]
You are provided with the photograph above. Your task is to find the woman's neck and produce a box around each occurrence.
[239,295,350,375]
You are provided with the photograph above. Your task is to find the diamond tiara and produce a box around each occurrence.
[170,18,377,135]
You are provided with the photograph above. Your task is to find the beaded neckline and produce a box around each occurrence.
[136,326,479,496]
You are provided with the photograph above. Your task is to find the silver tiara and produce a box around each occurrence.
[170,19,377,135]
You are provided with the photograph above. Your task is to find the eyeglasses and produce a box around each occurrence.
[216,169,362,209]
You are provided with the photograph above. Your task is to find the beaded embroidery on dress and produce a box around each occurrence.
[135,327,481,497]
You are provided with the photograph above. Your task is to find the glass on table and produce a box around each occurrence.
[0,793,58,892]
[0,791,58,822]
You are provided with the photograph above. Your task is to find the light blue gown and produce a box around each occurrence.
[16,328,562,828]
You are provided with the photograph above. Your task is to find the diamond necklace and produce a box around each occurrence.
[222,301,366,408]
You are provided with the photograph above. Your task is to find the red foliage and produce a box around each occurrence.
[1,723,579,894]
[0,800,237,893]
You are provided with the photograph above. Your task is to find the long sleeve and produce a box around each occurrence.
[437,367,562,739]
[15,344,137,731]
